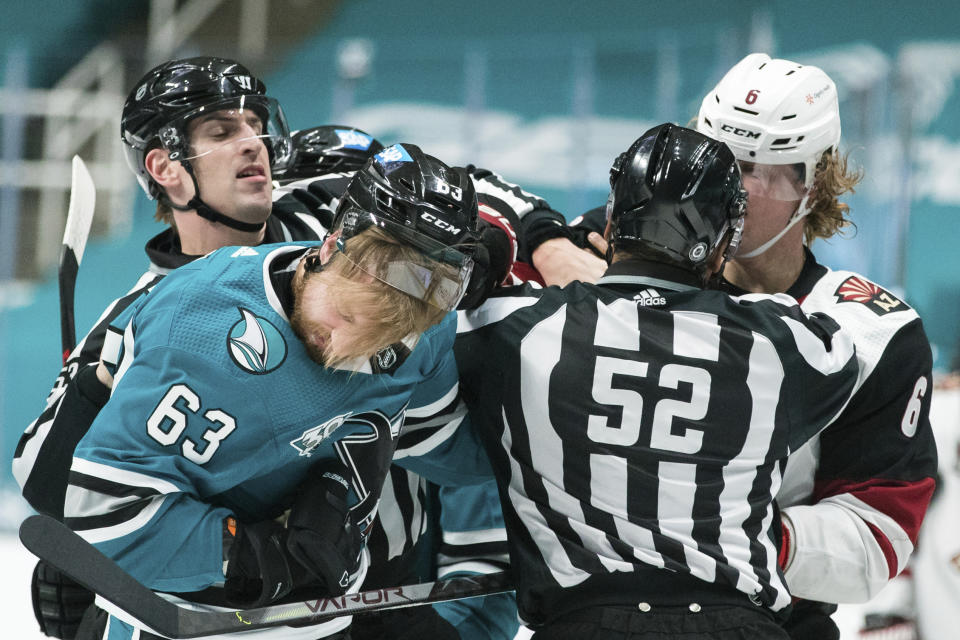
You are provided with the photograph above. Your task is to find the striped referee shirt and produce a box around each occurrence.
[454,259,859,625]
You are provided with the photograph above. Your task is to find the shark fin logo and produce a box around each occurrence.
[227,308,287,374]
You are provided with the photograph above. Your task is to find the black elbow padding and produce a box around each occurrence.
[74,362,111,408]
[22,363,111,520]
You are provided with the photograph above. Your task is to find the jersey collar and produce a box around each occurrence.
[720,247,828,302]
[596,259,702,293]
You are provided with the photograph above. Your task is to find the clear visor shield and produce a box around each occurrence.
[332,208,475,311]
[159,96,293,172]
[737,161,808,202]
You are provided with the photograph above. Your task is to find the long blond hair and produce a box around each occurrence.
[804,149,863,243]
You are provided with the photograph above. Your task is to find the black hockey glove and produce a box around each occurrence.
[350,605,461,640]
[285,466,364,596]
[289,180,340,229]
[458,223,510,310]
[517,210,572,264]
[568,206,608,258]
[31,560,96,639]
[223,518,310,608]
[782,600,840,640]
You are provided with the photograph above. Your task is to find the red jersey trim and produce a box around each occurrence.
[814,476,936,559]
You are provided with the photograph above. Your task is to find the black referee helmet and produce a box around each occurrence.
[606,123,747,278]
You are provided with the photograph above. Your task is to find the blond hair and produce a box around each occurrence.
[310,229,450,367]
[155,201,174,225]
[803,149,863,243]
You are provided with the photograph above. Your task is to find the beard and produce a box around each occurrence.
[289,274,331,366]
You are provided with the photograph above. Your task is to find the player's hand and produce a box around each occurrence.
[531,237,607,286]
[31,560,95,639]
[584,231,608,258]
[284,465,363,594]
[224,518,307,607]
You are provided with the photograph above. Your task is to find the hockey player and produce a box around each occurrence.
[12,57,525,638]
[271,141,565,640]
[64,142,496,640]
[454,124,861,640]
[16,55,312,525]
[11,55,325,640]
[695,53,938,639]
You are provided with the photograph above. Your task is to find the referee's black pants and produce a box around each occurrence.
[529,604,790,640]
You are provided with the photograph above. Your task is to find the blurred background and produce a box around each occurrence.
[1,0,959,635]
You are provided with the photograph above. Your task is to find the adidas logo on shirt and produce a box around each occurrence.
[634,289,666,306]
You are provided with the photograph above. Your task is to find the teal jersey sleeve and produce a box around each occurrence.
[432,480,517,640]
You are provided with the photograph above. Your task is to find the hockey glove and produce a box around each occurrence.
[31,560,96,639]
[224,517,310,608]
[782,600,840,640]
[285,466,364,597]
[458,222,512,310]
[351,605,461,640]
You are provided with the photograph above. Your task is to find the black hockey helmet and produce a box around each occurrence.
[274,125,385,184]
[606,123,747,278]
[327,143,483,310]
[121,56,292,229]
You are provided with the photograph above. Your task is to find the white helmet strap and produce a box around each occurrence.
[736,192,811,259]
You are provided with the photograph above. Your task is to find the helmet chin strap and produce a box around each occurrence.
[166,160,266,234]
[735,192,811,259]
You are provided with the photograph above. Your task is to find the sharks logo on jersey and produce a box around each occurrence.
[227,307,287,374]
[291,412,353,457]
[834,276,905,316]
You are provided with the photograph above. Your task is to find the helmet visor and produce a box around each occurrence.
[159,96,293,172]
[737,161,807,202]
[331,207,475,311]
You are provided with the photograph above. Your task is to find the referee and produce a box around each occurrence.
[455,124,861,640]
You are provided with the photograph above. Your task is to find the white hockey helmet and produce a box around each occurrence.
[696,53,841,190]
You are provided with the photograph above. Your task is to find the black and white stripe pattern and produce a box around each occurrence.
[455,277,859,622]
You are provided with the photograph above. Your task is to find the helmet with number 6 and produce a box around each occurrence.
[606,123,746,280]
[696,52,840,189]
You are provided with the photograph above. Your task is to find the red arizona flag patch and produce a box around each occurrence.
[834,276,904,316]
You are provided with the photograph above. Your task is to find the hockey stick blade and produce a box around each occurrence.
[59,155,96,361]
[20,514,514,639]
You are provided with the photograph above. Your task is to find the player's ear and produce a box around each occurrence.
[318,231,341,265]
[144,147,182,190]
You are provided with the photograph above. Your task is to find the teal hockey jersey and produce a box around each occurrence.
[64,242,489,601]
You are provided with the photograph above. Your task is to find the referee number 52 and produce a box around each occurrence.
[587,356,710,454]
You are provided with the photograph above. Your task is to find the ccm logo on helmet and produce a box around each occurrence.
[420,212,461,235]
[720,124,761,139]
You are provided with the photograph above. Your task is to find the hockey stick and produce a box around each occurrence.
[59,155,96,362]
[19,514,514,639]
